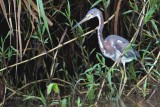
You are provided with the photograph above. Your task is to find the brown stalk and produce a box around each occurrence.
[23,0,39,22]
[13,0,19,72]
[18,0,22,61]
[114,0,122,34]
[0,0,10,29]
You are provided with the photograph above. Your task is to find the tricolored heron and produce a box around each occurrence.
[72,8,139,95]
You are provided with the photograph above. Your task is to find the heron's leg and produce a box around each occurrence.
[121,64,127,93]
[118,67,124,97]
[118,62,127,97]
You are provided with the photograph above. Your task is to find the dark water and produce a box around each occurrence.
[96,96,160,107]
[96,98,158,107]
[3,97,159,107]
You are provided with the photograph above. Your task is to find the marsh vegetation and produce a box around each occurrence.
[0,0,160,106]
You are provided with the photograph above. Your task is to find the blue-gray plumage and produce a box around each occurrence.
[72,8,139,70]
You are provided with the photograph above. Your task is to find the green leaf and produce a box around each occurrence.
[123,10,134,15]
[107,71,112,88]
[88,85,95,103]
[151,20,158,33]
[40,90,46,105]
[67,0,70,17]
[62,98,67,107]
[143,78,148,97]
[91,0,103,8]
[36,0,52,45]
[44,37,49,43]
[103,0,110,8]
[144,6,156,24]
[47,83,59,94]
[76,97,82,107]
[31,35,40,40]
[86,73,93,83]
[23,95,41,101]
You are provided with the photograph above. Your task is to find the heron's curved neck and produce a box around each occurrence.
[97,12,104,49]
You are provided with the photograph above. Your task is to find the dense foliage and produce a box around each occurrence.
[0,0,159,106]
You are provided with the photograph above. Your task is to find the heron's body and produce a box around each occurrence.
[100,35,138,68]
[72,8,139,96]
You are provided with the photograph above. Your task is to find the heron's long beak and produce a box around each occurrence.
[71,16,88,30]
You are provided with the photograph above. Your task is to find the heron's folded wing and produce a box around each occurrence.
[114,40,137,58]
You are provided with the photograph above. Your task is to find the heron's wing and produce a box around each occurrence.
[114,40,137,58]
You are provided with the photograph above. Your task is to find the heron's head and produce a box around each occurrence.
[72,8,101,30]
